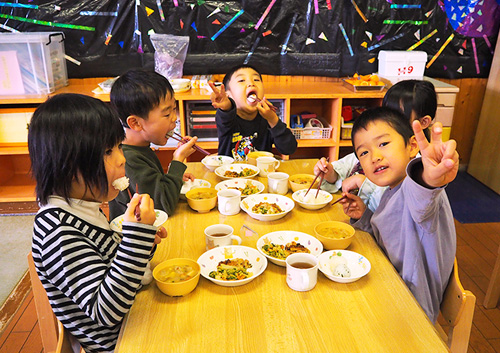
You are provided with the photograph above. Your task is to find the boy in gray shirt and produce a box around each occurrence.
[339,107,458,322]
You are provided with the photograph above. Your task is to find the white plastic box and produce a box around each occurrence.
[0,32,68,96]
[378,50,427,83]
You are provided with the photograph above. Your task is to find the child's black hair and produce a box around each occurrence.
[382,79,437,126]
[222,64,263,89]
[28,93,125,205]
[352,106,414,153]
[110,69,174,128]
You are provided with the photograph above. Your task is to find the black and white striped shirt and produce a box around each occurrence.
[32,200,156,353]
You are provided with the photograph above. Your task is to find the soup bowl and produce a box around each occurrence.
[185,187,218,213]
[153,258,200,296]
[314,221,355,250]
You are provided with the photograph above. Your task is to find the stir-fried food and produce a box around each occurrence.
[261,241,310,260]
[224,168,256,178]
[209,258,252,281]
[229,182,260,195]
[251,202,283,214]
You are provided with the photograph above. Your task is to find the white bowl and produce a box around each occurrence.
[256,231,323,267]
[180,179,211,200]
[240,194,294,221]
[170,78,191,93]
[215,163,259,180]
[197,245,268,287]
[292,189,333,210]
[201,155,234,172]
[318,250,371,283]
[215,179,265,198]
[110,209,168,233]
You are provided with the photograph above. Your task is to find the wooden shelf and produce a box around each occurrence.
[0,78,388,207]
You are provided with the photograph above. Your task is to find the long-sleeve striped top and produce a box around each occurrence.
[32,198,157,353]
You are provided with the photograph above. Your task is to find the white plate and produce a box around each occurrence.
[292,189,333,210]
[240,194,294,221]
[180,179,211,200]
[110,209,168,233]
[215,163,259,180]
[215,179,265,198]
[318,250,371,283]
[256,231,323,267]
[197,245,268,287]
[201,154,234,172]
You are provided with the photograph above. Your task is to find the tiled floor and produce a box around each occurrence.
[1,220,500,353]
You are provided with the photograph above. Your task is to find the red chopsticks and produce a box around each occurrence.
[127,184,141,221]
[169,131,211,155]
[330,188,359,206]
[250,95,278,112]
[304,157,329,198]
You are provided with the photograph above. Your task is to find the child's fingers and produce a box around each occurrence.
[208,81,219,94]
[124,193,141,221]
[412,120,429,151]
[430,122,444,145]
[442,139,457,162]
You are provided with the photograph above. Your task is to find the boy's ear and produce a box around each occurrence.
[126,115,143,131]
[409,135,419,158]
[418,115,432,129]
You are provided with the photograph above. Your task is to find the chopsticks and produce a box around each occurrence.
[250,95,278,112]
[330,188,360,206]
[127,183,141,221]
[304,157,329,198]
[168,131,211,155]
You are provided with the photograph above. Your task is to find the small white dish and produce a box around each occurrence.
[240,193,294,221]
[170,78,191,93]
[292,189,333,210]
[318,250,371,283]
[110,209,168,233]
[215,163,259,180]
[197,245,267,287]
[215,179,265,198]
[180,179,211,200]
[256,231,323,267]
[201,154,234,172]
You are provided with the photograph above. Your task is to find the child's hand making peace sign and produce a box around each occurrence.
[412,120,459,188]
[209,81,232,111]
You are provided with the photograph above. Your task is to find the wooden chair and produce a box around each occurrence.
[435,258,476,353]
[484,244,500,309]
[27,253,82,353]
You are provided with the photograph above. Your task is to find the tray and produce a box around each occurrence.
[342,79,386,92]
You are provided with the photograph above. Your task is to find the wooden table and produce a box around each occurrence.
[115,159,449,353]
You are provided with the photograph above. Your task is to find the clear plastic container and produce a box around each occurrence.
[0,32,68,95]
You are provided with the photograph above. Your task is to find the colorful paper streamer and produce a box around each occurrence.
[471,38,480,74]
[483,35,494,55]
[367,32,404,51]
[407,29,437,51]
[211,9,244,41]
[0,14,95,31]
[326,0,332,10]
[80,11,118,16]
[0,23,20,32]
[339,23,354,56]
[255,0,276,30]
[0,2,38,9]
[281,13,297,55]
[351,0,367,22]
[383,20,428,25]
[426,33,454,69]
[314,0,319,14]
[244,36,261,64]
[390,4,421,8]
[156,0,165,21]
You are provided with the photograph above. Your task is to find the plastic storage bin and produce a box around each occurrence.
[0,32,68,96]
[378,50,427,84]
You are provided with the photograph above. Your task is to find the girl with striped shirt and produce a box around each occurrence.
[28,94,167,352]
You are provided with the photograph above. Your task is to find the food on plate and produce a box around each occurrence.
[318,227,352,239]
[229,182,260,196]
[209,258,253,281]
[156,264,198,283]
[329,253,351,278]
[189,191,215,200]
[345,74,384,86]
[224,168,256,178]
[261,241,310,260]
[112,176,129,191]
[251,202,283,214]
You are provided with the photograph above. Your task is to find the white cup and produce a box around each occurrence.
[267,172,289,195]
[286,253,319,292]
[204,224,242,251]
[217,189,241,216]
[257,156,280,177]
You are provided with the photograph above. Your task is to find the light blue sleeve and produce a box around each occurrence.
[319,153,359,193]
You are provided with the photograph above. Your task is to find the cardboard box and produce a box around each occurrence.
[378,50,427,83]
[0,32,68,95]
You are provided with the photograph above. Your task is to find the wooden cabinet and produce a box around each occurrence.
[0,78,389,209]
